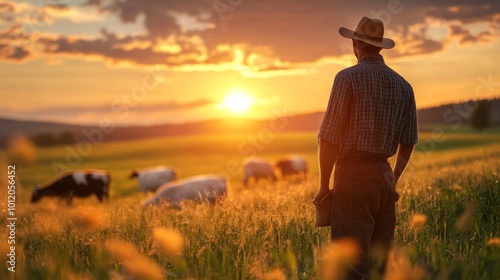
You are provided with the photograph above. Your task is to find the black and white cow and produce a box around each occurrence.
[31,170,110,204]
[143,175,227,208]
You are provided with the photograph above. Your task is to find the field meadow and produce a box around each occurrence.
[0,131,499,279]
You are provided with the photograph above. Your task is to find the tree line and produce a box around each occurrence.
[31,131,76,146]
[470,100,493,132]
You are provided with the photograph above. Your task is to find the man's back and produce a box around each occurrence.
[318,53,418,158]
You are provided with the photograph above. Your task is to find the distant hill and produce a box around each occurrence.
[0,118,88,138]
[0,99,498,148]
[0,112,326,148]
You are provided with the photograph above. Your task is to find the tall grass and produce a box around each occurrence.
[0,133,499,279]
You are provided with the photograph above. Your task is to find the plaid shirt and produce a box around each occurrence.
[318,53,418,158]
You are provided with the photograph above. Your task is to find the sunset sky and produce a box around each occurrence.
[1,0,500,125]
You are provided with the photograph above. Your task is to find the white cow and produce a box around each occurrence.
[130,166,178,194]
[275,155,308,179]
[243,158,277,187]
[142,175,228,208]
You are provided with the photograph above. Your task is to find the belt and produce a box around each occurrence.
[337,151,389,164]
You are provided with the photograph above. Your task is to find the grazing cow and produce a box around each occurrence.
[143,175,228,208]
[130,166,178,194]
[243,158,277,187]
[275,156,308,179]
[31,170,110,204]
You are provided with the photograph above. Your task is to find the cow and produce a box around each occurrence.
[31,170,110,204]
[143,175,228,208]
[243,158,277,187]
[130,166,178,194]
[275,155,308,180]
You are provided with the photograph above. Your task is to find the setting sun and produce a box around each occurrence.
[221,91,254,114]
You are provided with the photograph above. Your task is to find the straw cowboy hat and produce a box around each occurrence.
[339,17,395,49]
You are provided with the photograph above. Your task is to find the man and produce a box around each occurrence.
[313,17,418,279]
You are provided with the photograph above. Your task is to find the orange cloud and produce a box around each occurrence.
[0,0,499,75]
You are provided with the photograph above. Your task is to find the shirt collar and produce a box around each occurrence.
[358,53,385,64]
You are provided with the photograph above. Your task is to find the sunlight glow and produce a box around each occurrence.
[221,91,254,114]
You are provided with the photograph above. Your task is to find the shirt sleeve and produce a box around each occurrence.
[318,71,352,145]
[400,93,419,145]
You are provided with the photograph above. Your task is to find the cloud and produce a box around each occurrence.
[385,19,446,56]
[45,5,107,23]
[0,25,33,61]
[449,24,493,44]
[95,0,216,39]
[425,2,500,23]
[139,99,213,111]
[0,0,499,73]
[0,1,105,25]
[0,2,15,23]
[0,25,28,58]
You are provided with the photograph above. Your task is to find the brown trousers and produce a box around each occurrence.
[331,155,397,279]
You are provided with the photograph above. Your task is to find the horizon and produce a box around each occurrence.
[2,97,499,127]
[1,1,500,126]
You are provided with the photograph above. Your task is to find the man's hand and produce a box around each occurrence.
[316,139,339,205]
[313,188,331,205]
[394,174,401,186]
[393,143,414,203]
[393,144,414,182]
[393,173,401,202]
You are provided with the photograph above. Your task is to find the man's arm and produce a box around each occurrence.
[314,139,339,202]
[393,143,414,185]
[315,71,351,203]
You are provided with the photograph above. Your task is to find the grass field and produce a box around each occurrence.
[1,131,499,279]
